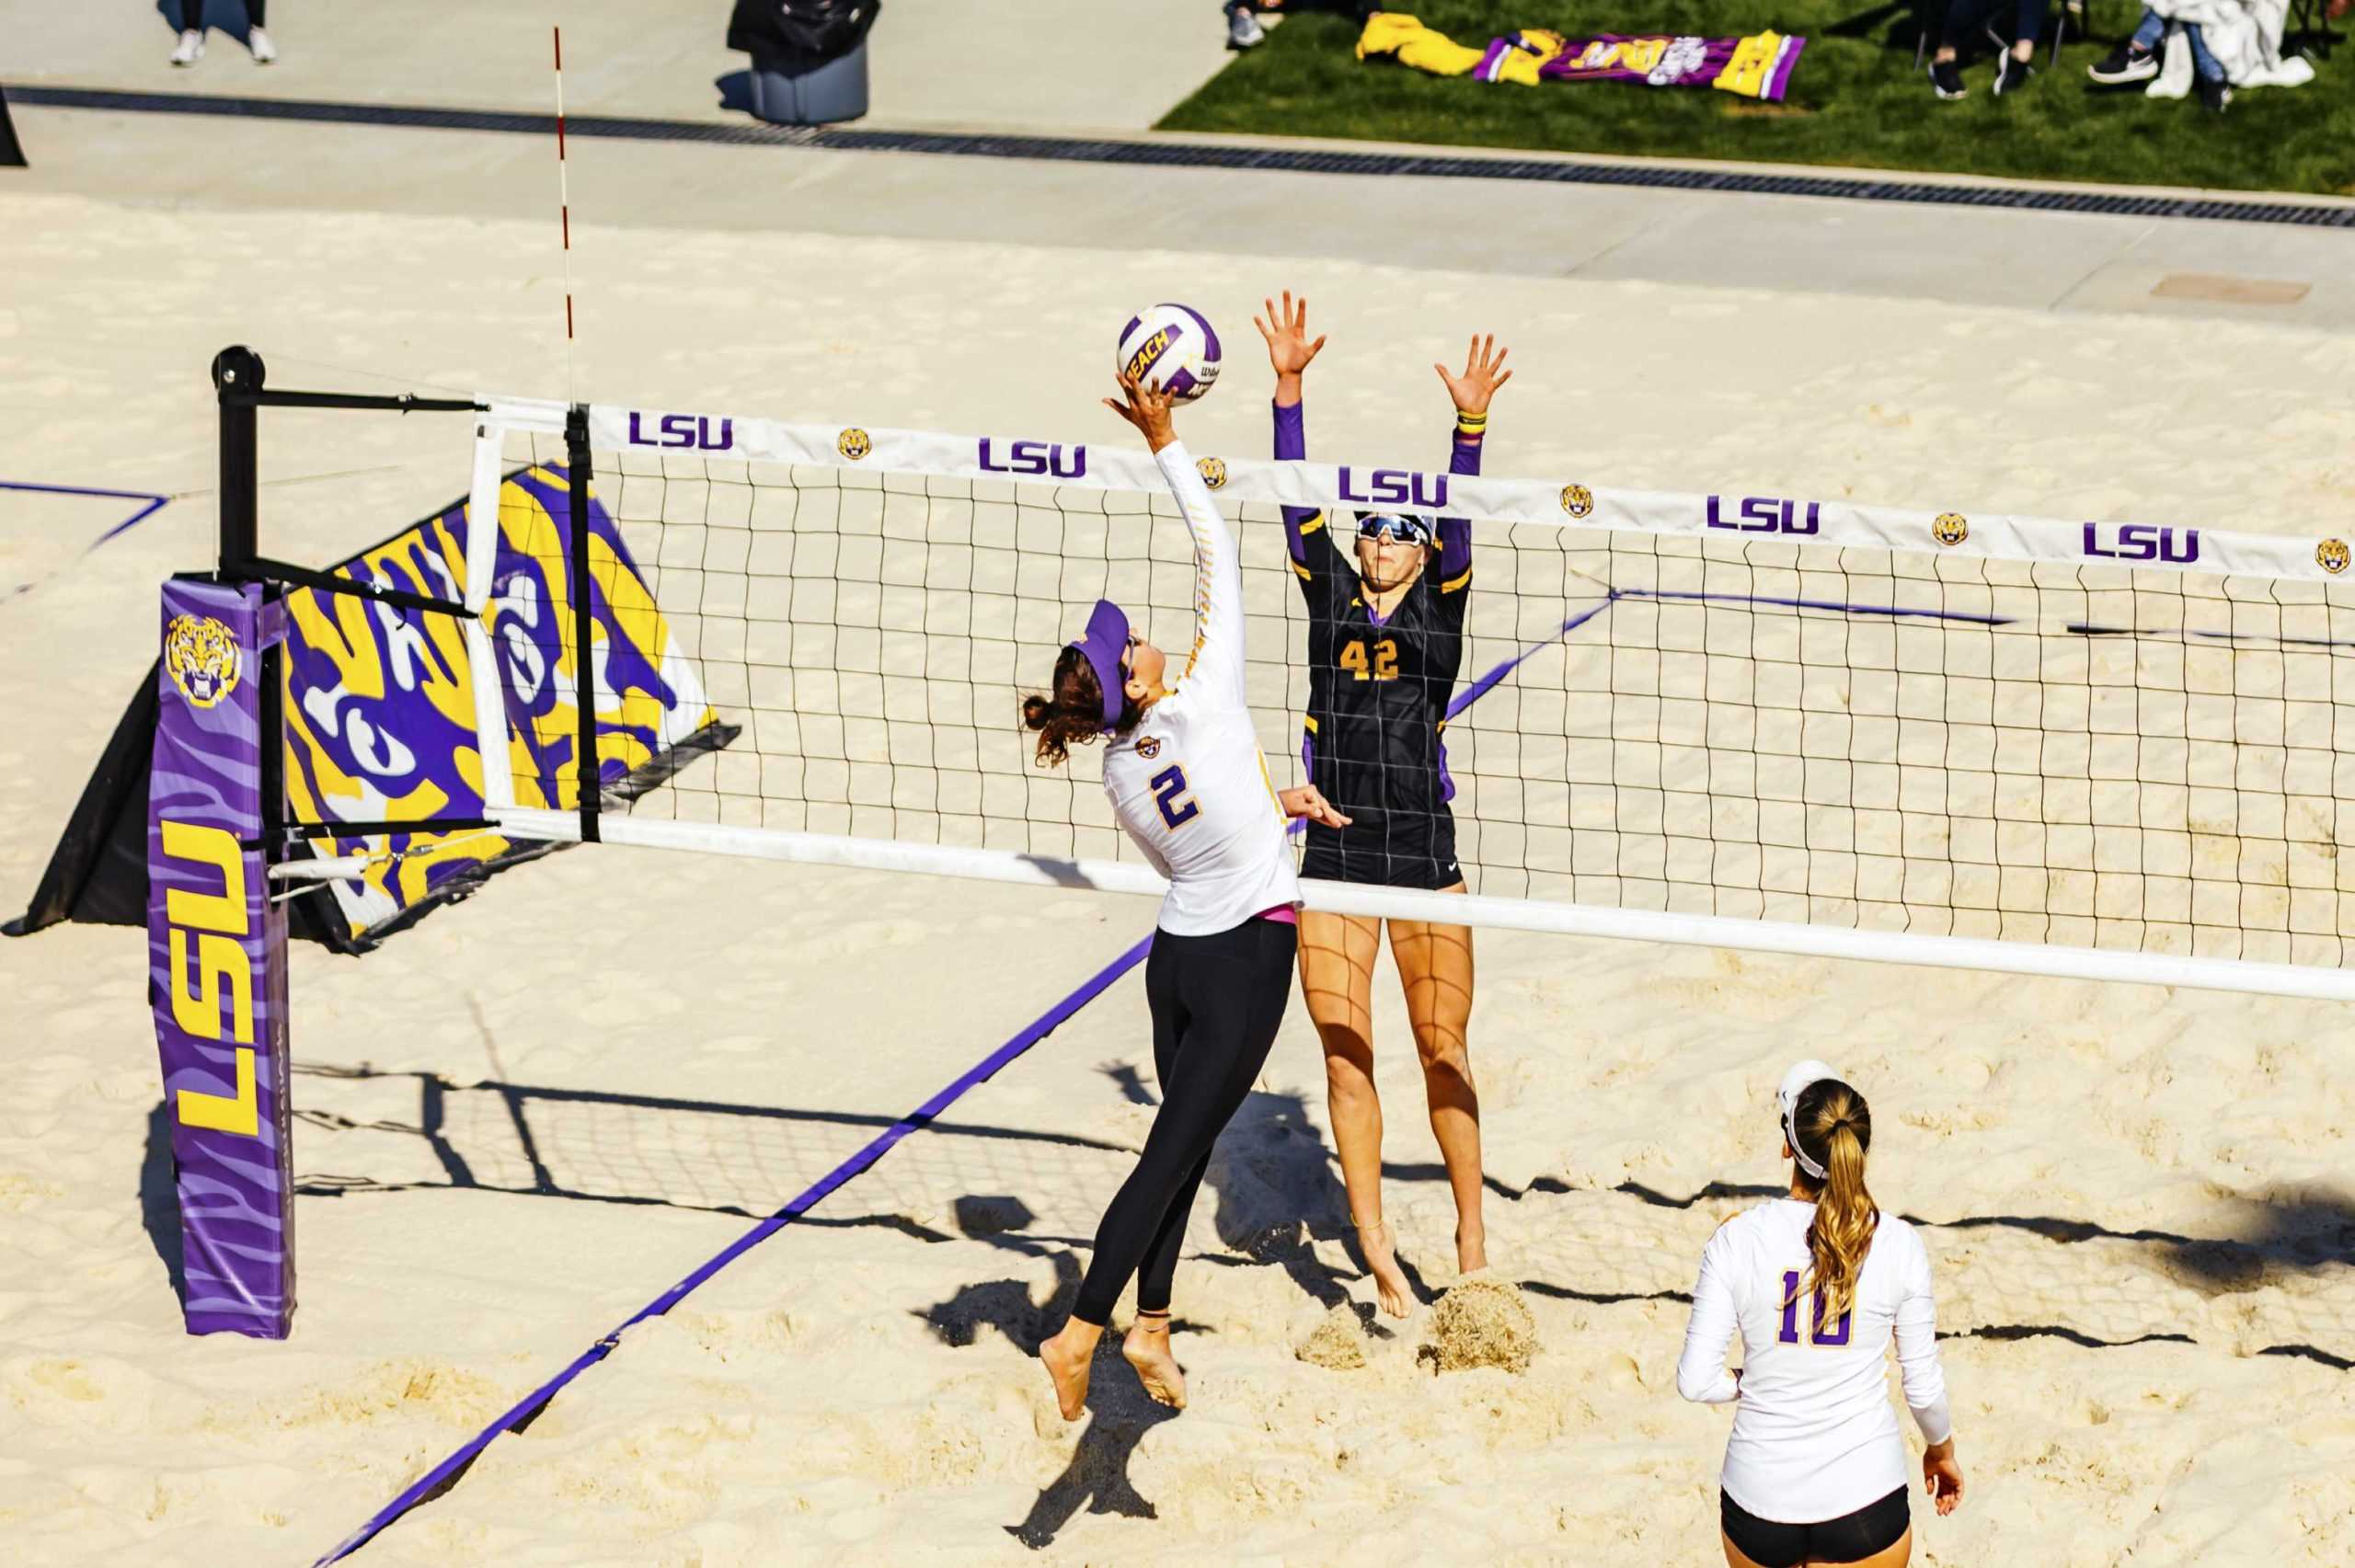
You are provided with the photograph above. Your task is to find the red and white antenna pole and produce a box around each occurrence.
[552,25,579,399]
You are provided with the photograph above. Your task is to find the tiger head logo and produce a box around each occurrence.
[837,428,872,461]
[2319,538,2350,576]
[1135,736,1162,760]
[1933,512,1970,548]
[1559,484,1593,520]
[1195,456,1228,491]
[165,613,242,710]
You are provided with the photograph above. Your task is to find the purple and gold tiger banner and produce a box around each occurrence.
[1359,13,1806,103]
[1517,31,1806,101]
[283,464,727,948]
[149,578,295,1337]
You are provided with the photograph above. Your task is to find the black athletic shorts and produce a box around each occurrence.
[1720,1485,1908,1568]
[1297,809,1463,892]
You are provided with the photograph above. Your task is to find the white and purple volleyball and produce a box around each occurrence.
[1117,303,1222,404]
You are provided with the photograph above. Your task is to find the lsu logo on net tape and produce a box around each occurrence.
[837,428,872,462]
[2318,539,2349,576]
[1933,512,1970,548]
[165,613,242,710]
[1558,484,1594,520]
[1195,456,1228,490]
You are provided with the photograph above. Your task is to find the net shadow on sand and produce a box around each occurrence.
[280,1059,1136,1228]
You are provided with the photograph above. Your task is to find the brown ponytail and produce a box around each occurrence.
[1020,646,1140,768]
[1789,1081,1878,1329]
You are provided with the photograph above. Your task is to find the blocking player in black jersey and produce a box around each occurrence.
[1257,291,1511,1314]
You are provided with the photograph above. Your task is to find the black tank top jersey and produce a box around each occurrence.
[1292,517,1470,886]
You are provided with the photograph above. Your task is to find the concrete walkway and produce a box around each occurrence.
[6,0,1235,132]
[6,0,2350,330]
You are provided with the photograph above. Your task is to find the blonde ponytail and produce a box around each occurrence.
[1789,1082,1878,1330]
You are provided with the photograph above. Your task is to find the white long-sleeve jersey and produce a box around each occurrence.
[1099,441,1299,937]
[1676,1198,1953,1524]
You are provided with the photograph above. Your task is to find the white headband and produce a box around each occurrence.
[1777,1059,1842,1182]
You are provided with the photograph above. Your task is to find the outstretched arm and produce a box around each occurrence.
[1432,333,1511,590]
[1256,291,1328,570]
[1106,372,1248,708]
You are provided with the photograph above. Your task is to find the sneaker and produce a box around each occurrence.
[1993,52,2036,93]
[169,29,204,66]
[247,26,276,63]
[2198,74,2233,112]
[1226,6,1266,49]
[2086,42,2159,83]
[1928,58,1966,98]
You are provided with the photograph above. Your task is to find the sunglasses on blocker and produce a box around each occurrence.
[1356,513,1434,545]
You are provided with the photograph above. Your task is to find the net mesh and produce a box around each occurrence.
[491,428,2355,969]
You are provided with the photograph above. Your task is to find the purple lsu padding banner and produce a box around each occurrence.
[283,464,721,947]
[149,578,295,1337]
[1496,29,1807,101]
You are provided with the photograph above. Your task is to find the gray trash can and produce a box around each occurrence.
[749,40,869,125]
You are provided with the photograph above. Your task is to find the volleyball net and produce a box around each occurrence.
[440,395,2355,1001]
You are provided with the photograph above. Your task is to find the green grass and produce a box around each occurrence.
[1160,4,2355,195]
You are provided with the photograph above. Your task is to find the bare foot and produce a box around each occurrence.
[1038,1321,1100,1422]
[1456,1221,1488,1277]
[1122,1310,1187,1410]
[1354,1219,1414,1319]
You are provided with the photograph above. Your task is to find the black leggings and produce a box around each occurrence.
[186,0,265,27]
[1071,917,1297,1325]
[1943,0,2047,49]
[1721,1486,1909,1568]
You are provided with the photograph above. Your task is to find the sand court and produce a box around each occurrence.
[3,120,2355,1568]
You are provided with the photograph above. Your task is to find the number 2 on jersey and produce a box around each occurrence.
[1338,637,1399,682]
[1776,1270,1853,1346]
[1150,765,1200,830]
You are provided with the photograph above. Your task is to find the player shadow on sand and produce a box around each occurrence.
[1197,1086,1453,1317]
[909,1196,1191,1549]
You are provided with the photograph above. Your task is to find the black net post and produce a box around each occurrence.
[566,404,602,842]
[212,347,283,851]
[213,347,264,573]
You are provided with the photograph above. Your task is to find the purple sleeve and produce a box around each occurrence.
[1274,398,1316,566]
[1438,420,1481,585]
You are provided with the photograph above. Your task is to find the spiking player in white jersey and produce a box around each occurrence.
[1023,371,1348,1422]
[1678,1065,1965,1567]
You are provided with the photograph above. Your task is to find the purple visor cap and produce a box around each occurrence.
[1068,599,1131,728]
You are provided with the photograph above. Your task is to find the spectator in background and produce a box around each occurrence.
[1227,0,1268,51]
[1928,0,2049,97]
[172,1,276,67]
[2088,11,2231,109]
[2090,0,2325,110]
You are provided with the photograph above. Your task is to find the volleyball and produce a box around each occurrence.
[1117,303,1222,403]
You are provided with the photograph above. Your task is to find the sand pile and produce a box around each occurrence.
[1296,1305,1369,1370]
[1422,1279,1540,1375]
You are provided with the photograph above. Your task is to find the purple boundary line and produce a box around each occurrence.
[1616,587,2012,626]
[315,931,1155,1566]
[2,480,172,601]
[1447,594,1620,718]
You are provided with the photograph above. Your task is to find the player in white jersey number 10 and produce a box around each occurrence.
[1022,371,1348,1422]
[1676,1064,1966,1567]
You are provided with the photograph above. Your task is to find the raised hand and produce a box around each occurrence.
[1102,371,1178,452]
[1253,290,1327,395]
[1435,333,1512,418]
